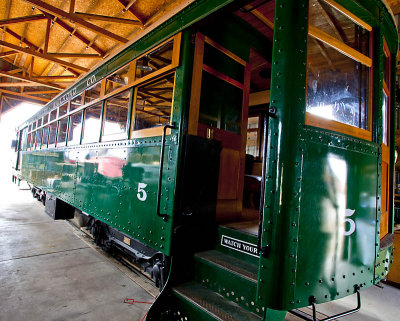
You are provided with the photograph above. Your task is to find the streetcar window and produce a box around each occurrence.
[32,122,36,130]
[56,117,68,146]
[306,0,372,140]
[42,126,49,148]
[135,40,174,81]
[102,90,130,141]
[382,92,388,146]
[48,122,57,147]
[28,124,32,132]
[58,103,68,118]
[43,114,48,125]
[82,102,102,144]
[308,0,370,57]
[67,112,83,146]
[27,133,31,151]
[246,116,260,158]
[36,129,43,149]
[85,82,102,105]
[105,65,131,95]
[30,131,36,150]
[50,109,57,121]
[70,94,83,112]
[133,74,174,132]
[37,118,42,128]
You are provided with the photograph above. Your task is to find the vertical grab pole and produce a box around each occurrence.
[257,115,269,253]
[157,122,176,222]
[257,107,276,255]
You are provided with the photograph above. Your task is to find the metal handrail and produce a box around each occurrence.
[288,286,361,321]
[156,122,175,222]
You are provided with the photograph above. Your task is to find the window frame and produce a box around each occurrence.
[305,0,373,141]
[130,72,176,139]
[23,33,181,150]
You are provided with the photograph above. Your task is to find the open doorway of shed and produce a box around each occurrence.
[0,102,41,187]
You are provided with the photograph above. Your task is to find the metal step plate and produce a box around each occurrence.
[195,250,258,283]
[173,281,261,321]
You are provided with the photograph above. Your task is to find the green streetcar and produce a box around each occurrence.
[12,0,398,320]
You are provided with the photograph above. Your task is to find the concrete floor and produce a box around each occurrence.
[1,177,399,321]
[0,180,155,321]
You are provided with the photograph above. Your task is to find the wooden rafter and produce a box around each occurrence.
[0,70,64,90]
[0,82,46,87]
[4,28,43,53]
[0,88,51,102]
[47,53,102,58]
[0,14,47,27]
[44,13,105,56]
[34,75,77,80]
[44,18,51,54]
[1,93,46,105]
[74,12,141,25]
[242,5,274,30]
[313,38,337,72]
[22,0,128,43]
[23,90,59,95]
[116,0,143,24]
[0,50,18,58]
[0,39,88,72]
[69,0,76,14]
[318,0,349,44]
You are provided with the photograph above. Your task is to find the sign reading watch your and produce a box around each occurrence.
[221,235,259,257]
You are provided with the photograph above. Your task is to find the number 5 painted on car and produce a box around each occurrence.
[137,183,148,201]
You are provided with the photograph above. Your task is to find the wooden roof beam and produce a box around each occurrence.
[23,0,128,43]
[318,0,349,44]
[116,0,143,24]
[313,38,337,72]
[45,14,105,56]
[0,14,47,27]
[4,28,43,53]
[0,89,51,102]
[242,5,274,30]
[0,82,47,87]
[23,89,60,95]
[33,75,77,80]
[0,50,18,58]
[74,12,141,25]
[0,70,64,90]
[0,39,89,72]
[47,53,102,58]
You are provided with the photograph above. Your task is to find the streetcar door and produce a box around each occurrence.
[188,32,251,221]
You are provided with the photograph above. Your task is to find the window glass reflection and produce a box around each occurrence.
[82,102,102,144]
[57,118,68,146]
[68,112,82,146]
[105,65,130,95]
[309,0,370,56]
[42,126,49,148]
[31,131,36,149]
[85,82,102,105]
[103,90,130,141]
[306,36,369,130]
[50,109,57,121]
[36,129,42,149]
[134,74,174,131]
[246,116,260,157]
[58,103,68,117]
[48,122,57,146]
[70,94,83,112]
[135,40,174,80]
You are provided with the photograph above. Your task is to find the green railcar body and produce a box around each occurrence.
[13,0,398,320]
